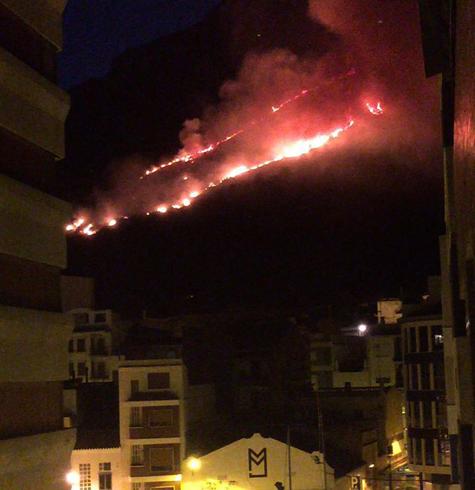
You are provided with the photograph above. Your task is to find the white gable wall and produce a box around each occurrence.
[182,433,334,490]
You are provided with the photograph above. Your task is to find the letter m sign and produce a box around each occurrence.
[248,448,267,478]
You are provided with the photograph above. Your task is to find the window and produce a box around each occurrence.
[149,408,173,427]
[69,339,74,352]
[415,438,423,465]
[148,372,170,389]
[77,362,87,377]
[394,336,402,361]
[69,362,75,378]
[438,438,451,466]
[410,364,419,390]
[425,438,435,465]
[419,326,429,352]
[94,362,106,379]
[97,337,106,353]
[312,347,332,366]
[413,401,421,428]
[423,401,433,428]
[131,445,144,465]
[132,483,142,490]
[77,338,86,352]
[74,313,89,326]
[434,361,445,390]
[130,407,142,427]
[420,363,431,390]
[79,463,91,490]
[95,312,107,323]
[431,326,443,351]
[409,327,417,353]
[131,380,139,394]
[99,462,112,490]
[150,447,174,472]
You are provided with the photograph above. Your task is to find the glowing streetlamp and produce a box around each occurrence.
[187,457,202,471]
[66,470,79,488]
[358,323,368,335]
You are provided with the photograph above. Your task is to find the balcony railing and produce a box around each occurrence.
[128,390,178,402]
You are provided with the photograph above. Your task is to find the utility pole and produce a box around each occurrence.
[316,388,327,490]
[287,425,292,490]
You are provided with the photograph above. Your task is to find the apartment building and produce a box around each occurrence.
[418,2,475,487]
[401,302,451,488]
[68,308,122,383]
[0,1,75,488]
[119,359,186,490]
[310,329,402,390]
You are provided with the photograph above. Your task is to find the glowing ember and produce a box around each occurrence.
[157,206,168,213]
[107,218,117,227]
[224,165,249,179]
[366,101,383,115]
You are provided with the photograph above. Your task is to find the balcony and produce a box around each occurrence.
[129,425,179,440]
[0,46,69,157]
[129,390,178,402]
[90,347,109,356]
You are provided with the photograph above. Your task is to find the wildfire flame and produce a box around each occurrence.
[142,89,313,178]
[65,100,383,236]
[366,101,383,115]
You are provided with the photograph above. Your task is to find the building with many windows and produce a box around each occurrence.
[309,328,402,391]
[119,359,186,490]
[0,1,76,488]
[68,308,123,383]
[401,296,451,487]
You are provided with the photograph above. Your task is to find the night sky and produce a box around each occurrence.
[62,0,444,317]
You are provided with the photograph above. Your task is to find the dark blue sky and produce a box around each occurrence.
[59,0,222,89]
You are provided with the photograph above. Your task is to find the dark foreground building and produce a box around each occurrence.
[0,1,74,488]
[419,1,475,488]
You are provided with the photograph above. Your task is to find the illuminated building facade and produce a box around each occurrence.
[401,307,452,486]
[119,359,187,490]
[67,308,122,383]
[310,330,402,390]
[182,433,334,490]
[0,1,75,488]
[418,1,475,487]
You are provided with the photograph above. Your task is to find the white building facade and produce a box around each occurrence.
[119,359,187,490]
[68,308,122,383]
[182,433,334,490]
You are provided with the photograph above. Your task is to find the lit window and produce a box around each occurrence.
[79,463,91,490]
[132,483,142,490]
[99,462,112,490]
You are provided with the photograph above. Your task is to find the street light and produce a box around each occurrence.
[187,457,201,471]
[358,324,368,335]
[66,470,79,487]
